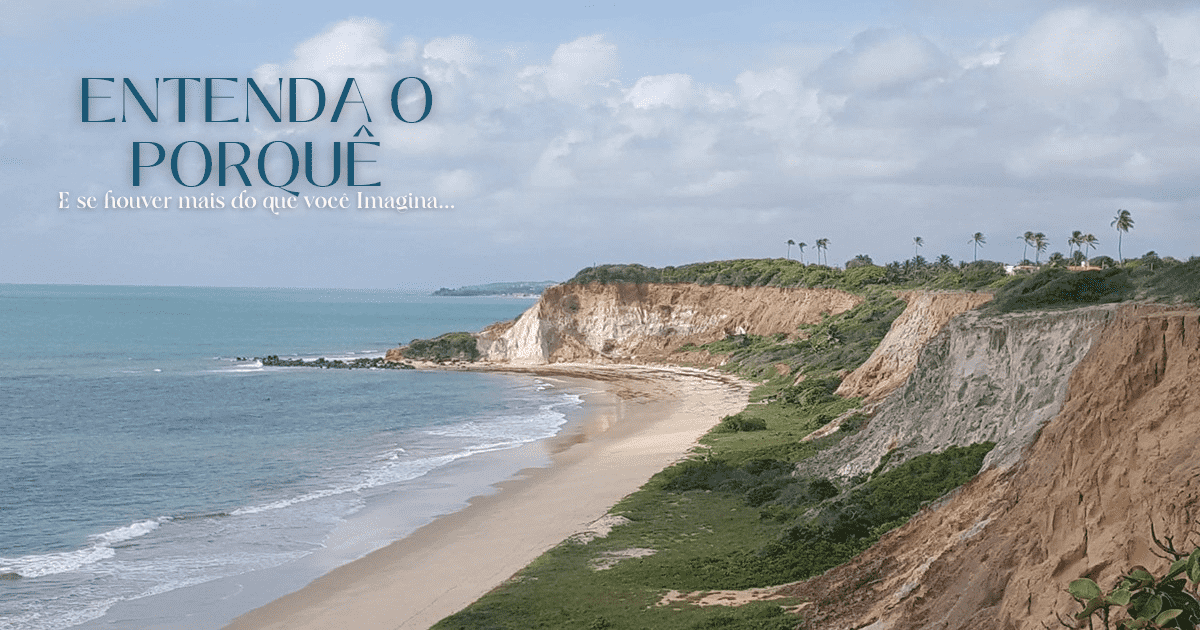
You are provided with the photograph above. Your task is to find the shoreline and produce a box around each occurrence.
[223,363,751,630]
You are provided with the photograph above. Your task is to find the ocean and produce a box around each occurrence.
[0,284,576,630]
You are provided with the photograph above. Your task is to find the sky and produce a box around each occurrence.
[1,1,1198,289]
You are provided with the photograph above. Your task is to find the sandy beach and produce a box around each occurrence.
[223,363,750,630]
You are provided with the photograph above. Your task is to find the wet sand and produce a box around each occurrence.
[224,363,750,630]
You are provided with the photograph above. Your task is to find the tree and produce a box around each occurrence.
[816,238,830,265]
[913,236,924,258]
[797,242,807,264]
[846,254,874,268]
[1033,232,1048,264]
[1068,230,1083,256]
[936,254,954,270]
[969,232,986,262]
[1112,209,1134,263]
[787,239,795,260]
[1082,233,1099,263]
[1021,231,1035,263]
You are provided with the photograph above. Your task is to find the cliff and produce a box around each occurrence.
[835,291,994,402]
[474,283,863,365]
[782,304,1200,629]
[805,304,1116,480]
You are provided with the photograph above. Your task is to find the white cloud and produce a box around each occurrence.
[625,74,693,109]
[286,18,393,75]
[812,29,954,94]
[518,35,619,105]
[9,7,1200,287]
[670,170,750,197]
[1002,8,1167,97]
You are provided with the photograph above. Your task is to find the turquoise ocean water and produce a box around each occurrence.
[0,285,572,630]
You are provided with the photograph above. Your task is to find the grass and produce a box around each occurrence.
[688,287,907,383]
[430,255,1200,628]
[434,366,995,629]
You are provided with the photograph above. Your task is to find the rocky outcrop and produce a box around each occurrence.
[475,283,863,365]
[835,291,994,402]
[805,304,1116,480]
[781,304,1200,630]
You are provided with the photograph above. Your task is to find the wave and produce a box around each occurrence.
[0,518,163,579]
[232,393,580,517]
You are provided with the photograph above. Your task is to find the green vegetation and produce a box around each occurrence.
[989,267,1134,312]
[432,281,558,296]
[1062,528,1200,629]
[435,358,995,630]
[567,258,1009,292]
[684,288,907,383]
[401,332,481,361]
[989,256,1200,312]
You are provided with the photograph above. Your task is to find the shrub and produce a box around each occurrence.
[402,332,481,361]
[989,267,1133,312]
[1060,527,1200,629]
[715,413,768,433]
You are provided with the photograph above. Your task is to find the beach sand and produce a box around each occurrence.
[223,363,750,630]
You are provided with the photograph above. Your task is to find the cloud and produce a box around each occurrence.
[811,29,954,94]
[518,35,619,105]
[625,74,694,109]
[1001,8,1167,97]
[9,7,1200,287]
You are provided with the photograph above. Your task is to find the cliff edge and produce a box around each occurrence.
[781,304,1200,629]
[474,283,863,365]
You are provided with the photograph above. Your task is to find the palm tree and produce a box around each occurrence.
[1068,230,1083,256]
[1020,231,1035,263]
[913,236,924,258]
[797,242,807,264]
[1082,233,1099,262]
[969,232,986,262]
[815,238,829,266]
[936,254,954,270]
[1111,209,1134,262]
[1033,232,1048,264]
[787,239,795,260]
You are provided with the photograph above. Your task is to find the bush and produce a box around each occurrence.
[715,413,768,433]
[989,267,1133,312]
[402,332,481,361]
[1062,528,1200,629]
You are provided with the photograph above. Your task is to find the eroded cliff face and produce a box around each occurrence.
[805,304,1116,480]
[475,283,863,365]
[835,291,994,403]
[782,304,1200,630]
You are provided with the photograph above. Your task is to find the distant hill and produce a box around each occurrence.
[432,281,558,297]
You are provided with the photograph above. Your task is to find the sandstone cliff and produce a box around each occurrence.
[805,304,1116,480]
[782,304,1200,629]
[835,291,994,402]
[475,283,863,365]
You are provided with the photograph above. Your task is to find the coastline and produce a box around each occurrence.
[223,363,751,630]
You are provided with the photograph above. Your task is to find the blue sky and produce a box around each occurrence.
[2,1,1198,288]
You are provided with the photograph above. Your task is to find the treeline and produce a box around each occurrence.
[433,281,558,296]
[567,253,1200,309]
[567,258,1008,292]
[989,253,1200,312]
